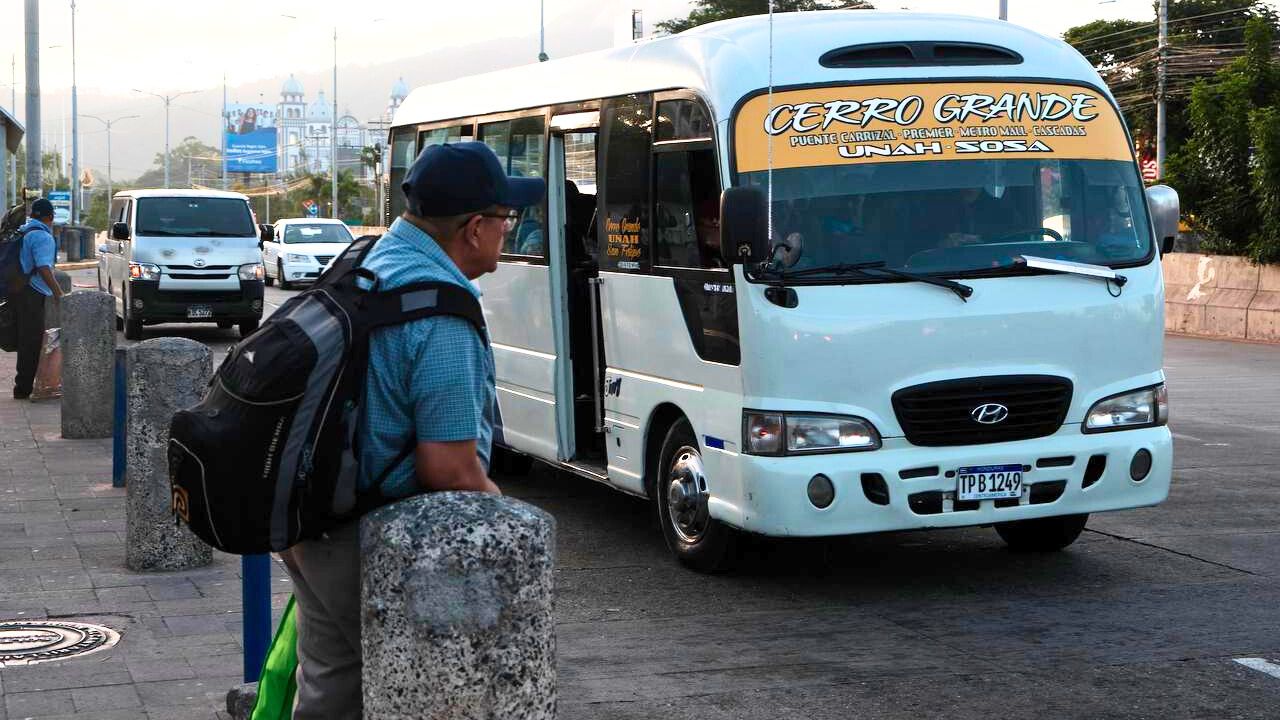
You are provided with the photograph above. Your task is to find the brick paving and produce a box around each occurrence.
[0,351,293,720]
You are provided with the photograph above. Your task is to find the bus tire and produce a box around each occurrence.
[493,445,533,476]
[655,417,736,573]
[995,513,1088,552]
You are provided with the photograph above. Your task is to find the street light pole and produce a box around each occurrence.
[83,114,137,205]
[1156,0,1168,179]
[24,0,41,197]
[133,89,197,188]
[539,0,549,62]
[332,26,338,219]
[71,0,80,223]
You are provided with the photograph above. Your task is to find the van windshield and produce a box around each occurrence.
[136,197,255,238]
[282,224,354,244]
[739,158,1152,275]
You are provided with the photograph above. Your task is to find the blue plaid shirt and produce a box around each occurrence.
[358,217,496,498]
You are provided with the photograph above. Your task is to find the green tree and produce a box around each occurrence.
[656,0,873,34]
[132,136,222,188]
[1166,17,1280,261]
[1063,1,1278,163]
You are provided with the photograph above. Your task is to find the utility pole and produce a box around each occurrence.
[24,0,41,198]
[332,27,338,220]
[71,0,80,223]
[999,0,1007,20]
[9,55,16,206]
[134,89,197,188]
[83,114,137,205]
[539,0,550,62]
[1156,0,1168,179]
[221,74,228,190]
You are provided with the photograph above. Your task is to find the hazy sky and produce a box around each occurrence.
[0,0,1233,180]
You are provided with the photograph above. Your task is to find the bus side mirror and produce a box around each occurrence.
[259,224,274,245]
[110,222,130,241]
[721,186,770,264]
[1146,185,1179,255]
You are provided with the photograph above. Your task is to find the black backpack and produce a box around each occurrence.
[0,205,34,351]
[167,234,486,554]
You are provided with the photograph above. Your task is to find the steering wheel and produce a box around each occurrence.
[987,227,1065,243]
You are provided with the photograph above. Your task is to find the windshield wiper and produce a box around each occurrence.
[760,261,973,302]
[1014,255,1128,290]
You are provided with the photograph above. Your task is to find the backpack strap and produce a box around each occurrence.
[360,281,486,336]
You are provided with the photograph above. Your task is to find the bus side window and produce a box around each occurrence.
[481,115,547,257]
[654,148,722,269]
[388,127,417,221]
[600,93,653,272]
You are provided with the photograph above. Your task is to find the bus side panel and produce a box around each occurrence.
[481,262,560,463]
[597,272,745,513]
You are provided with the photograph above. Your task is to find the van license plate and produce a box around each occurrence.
[187,305,213,319]
[956,464,1023,501]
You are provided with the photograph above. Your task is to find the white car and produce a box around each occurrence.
[261,218,355,289]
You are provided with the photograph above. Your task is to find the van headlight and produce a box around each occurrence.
[1083,384,1168,433]
[239,263,265,281]
[743,411,880,455]
[128,262,160,281]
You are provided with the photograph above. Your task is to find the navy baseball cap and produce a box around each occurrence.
[31,198,54,218]
[402,141,546,217]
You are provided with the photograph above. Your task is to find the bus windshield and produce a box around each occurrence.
[733,80,1150,278]
[740,158,1151,274]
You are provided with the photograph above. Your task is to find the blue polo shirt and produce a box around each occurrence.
[18,219,56,296]
[358,217,496,499]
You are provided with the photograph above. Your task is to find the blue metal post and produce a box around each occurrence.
[111,348,127,488]
[242,554,272,682]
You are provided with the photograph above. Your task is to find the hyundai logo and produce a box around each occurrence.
[971,403,1009,424]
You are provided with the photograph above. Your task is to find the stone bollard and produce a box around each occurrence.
[60,291,117,438]
[44,269,73,330]
[361,492,557,720]
[125,337,213,572]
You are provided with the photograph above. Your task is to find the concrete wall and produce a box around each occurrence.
[1163,253,1280,343]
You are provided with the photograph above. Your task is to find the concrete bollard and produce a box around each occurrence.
[44,269,73,330]
[361,492,557,720]
[125,337,213,572]
[60,291,117,438]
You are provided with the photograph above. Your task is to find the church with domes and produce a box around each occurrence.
[275,74,409,178]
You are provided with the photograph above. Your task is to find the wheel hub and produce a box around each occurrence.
[666,447,710,544]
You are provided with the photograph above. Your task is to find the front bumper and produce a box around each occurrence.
[281,258,331,283]
[128,279,264,322]
[713,424,1172,536]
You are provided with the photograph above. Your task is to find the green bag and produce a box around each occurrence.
[251,595,298,720]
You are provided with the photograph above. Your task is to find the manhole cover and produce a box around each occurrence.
[0,621,120,667]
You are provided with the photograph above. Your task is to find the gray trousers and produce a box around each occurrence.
[280,521,362,720]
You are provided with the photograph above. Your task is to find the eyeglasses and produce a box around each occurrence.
[474,210,520,233]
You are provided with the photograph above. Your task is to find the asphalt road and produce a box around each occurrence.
[71,269,1280,719]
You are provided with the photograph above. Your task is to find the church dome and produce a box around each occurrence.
[391,76,409,101]
[307,90,332,121]
[282,74,304,96]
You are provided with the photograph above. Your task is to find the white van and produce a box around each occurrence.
[97,189,265,340]
[388,11,1179,571]
[260,217,354,289]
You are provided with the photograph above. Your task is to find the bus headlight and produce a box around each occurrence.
[744,411,880,455]
[239,263,265,281]
[1084,384,1168,432]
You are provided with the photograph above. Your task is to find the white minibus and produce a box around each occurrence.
[387,11,1179,571]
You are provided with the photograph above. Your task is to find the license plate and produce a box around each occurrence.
[956,464,1023,501]
[187,305,213,319]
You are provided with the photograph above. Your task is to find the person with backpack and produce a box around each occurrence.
[9,198,65,400]
[278,142,544,718]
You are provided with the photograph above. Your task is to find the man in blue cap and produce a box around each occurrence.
[279,141,545,718]
[11,198,66,400]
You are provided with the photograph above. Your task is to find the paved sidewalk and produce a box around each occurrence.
[0,352,292,720]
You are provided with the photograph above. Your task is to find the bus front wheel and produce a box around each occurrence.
[995,513,1088,552]
[655,418,736,573]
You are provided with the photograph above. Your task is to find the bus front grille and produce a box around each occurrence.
[892,375,1073,447]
